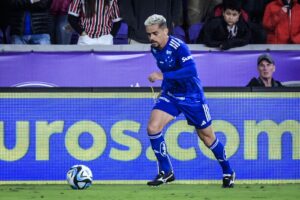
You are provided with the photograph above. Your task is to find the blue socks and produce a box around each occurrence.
[209,138,233,175]
[148,132,172,174]
[149,133,232,175]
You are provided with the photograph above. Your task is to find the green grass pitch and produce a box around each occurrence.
[1,184,300,200]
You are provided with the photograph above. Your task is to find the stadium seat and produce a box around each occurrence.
[172,26,186,42]
[188,23,204,44]
[113,22,128,45]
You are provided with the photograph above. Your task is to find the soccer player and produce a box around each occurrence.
[144,14,235,188]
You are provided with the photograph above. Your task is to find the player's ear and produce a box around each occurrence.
[164,27,169,35]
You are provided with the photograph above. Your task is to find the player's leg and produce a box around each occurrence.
[196,126,235,188]
[180,101,235,188]
[147,96,180,186]
[147,109,175,186]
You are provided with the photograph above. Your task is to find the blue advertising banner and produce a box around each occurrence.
[0,92,299,183]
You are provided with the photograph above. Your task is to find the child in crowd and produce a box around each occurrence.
[200,0,251,50]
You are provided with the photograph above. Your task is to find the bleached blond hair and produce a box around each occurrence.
[144,14,167,28]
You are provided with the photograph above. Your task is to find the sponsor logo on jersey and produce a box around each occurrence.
[182,55,193,63]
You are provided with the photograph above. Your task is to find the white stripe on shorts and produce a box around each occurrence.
[203,104,211,122]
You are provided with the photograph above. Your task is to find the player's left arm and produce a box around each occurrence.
[148,71,163,82]
[163,45,197,79]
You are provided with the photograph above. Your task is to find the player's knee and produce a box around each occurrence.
[202,137,212,147]
[201,134,216,147]
[197,129,216,147]
[147,123,163,134]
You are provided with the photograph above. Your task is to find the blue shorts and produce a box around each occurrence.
[153,93,212,129]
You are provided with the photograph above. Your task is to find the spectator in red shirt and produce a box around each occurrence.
[263,0,300,44]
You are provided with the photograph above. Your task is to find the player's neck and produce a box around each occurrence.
[158,36,169,50]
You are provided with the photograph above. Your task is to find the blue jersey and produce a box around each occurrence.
[151,36,206,102]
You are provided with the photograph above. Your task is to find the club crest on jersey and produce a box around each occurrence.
[182,55,193,63]
[166,50,172,55]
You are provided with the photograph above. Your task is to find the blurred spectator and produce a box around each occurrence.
[247,53,283,87]
[0,31,3,44]
[214,0,267,44]
[6,0,52,45]
[242,0,271,44]
[112,1,129,45]
[185,0,222,43]
[263,0,300,44]
[0,1,10,44]
[51,0,72,44]
[242,0,273,24]
[214,0,249,21]
[200,0,251,50]
[119,0,182,44]
[68,0,121,45]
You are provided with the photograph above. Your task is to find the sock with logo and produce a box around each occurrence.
[209,138,233,175]
[148,132,172,174]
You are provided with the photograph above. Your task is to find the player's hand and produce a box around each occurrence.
[148,72,163,83]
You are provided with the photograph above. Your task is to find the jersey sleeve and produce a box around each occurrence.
[163,43,197,79]
[68,0,81,17]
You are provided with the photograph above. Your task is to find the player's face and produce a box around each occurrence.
[258,60,275,79]
[223,9,240,27]
[146,24,169,49]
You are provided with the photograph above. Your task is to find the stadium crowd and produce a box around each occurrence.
[0,0,300,46]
